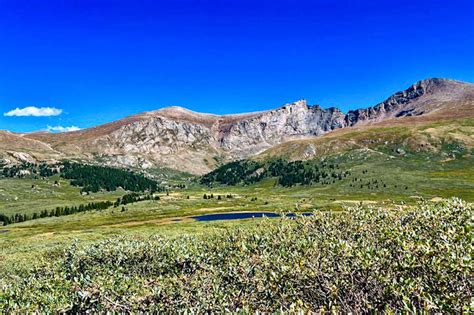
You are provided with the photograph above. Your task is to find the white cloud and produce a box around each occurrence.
[4,106,63,117]
[46,125,81,133]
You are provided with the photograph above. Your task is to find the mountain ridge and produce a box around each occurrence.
[1,78,473,174]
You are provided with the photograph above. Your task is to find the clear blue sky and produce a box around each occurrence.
[0,0,473,132]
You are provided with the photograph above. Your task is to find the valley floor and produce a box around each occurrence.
[1,145,473,270]
[1,168,473,271]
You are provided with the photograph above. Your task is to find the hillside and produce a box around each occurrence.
[1,78,473,174]
[257,118,474,161]
[202,116,474,202]
[0,131,62,165]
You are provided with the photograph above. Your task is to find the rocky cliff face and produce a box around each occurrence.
[216,101,346,158]
[345,78,471,125]
[83,100,346,173]
[4,78,473,174]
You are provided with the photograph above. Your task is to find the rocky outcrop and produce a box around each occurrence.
[345,78,470,125]
[216,101,345,158]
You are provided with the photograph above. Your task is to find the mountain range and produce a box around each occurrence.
[1,78,473,174]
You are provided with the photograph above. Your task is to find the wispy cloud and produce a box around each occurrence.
[46,125,81,133]
[4,106,63,117]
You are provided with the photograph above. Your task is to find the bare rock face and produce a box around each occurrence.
[8,152,36,163]
[93,115,219,172]
[345,78,471,125]
[7,78,473,174]
[85,100,345,173]
[217,100,345,158]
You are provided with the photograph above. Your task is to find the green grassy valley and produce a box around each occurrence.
[1,117,473,312]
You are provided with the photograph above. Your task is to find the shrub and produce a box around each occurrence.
[0,199,472,312]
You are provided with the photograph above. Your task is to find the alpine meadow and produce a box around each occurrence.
[0,0,473,312]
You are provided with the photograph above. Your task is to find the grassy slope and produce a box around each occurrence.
[258,118,474,161]
[0,175,125,216]
[0,165,193,217]
[253,118,474,201]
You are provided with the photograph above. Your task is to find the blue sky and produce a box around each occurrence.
[0,0,473,133]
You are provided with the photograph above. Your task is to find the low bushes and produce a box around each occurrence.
[1,199,472,312]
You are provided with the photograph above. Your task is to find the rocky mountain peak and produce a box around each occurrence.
[344,78,473,126]
[153,105,209,116]
[280,99,308,110]
[413,77,457,90]
[389,78,453,102]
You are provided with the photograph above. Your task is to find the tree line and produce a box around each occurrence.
[1,162,59,178]
[0,192,162,226]
[114,192,160,207]
[200,158,350,187]
[1,161,162,194]
[61,162,162,193]
[0,200,113,226]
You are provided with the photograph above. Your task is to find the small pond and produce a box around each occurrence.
[192,212,312,222]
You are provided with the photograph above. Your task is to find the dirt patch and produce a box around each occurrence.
[195,206,237,212]
[332,200,378,205]
[106,217,193,228]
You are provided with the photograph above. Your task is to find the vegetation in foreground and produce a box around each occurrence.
[1,199,471,312]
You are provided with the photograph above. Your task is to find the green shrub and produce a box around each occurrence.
[0,199,472,312]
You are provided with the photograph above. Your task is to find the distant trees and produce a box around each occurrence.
[200,157,413,192]
[0,192,163,226]
[203,193,214,199]
[0,213,12,225]
[61,162,162,193]
[203,193,233,200]
[113,193,157,207]
[1,161,162,194]
[1,162,60,178]
[349,177,408,191]
[0,200,114,226]
[200,160,263,186]
[201,159,350,187]
[272,160,348,187]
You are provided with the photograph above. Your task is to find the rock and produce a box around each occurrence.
[8,151,36,163]
[18,170,31,176]
[302,144,317,159]
[396,148,406,155]
[87,100,346,173]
